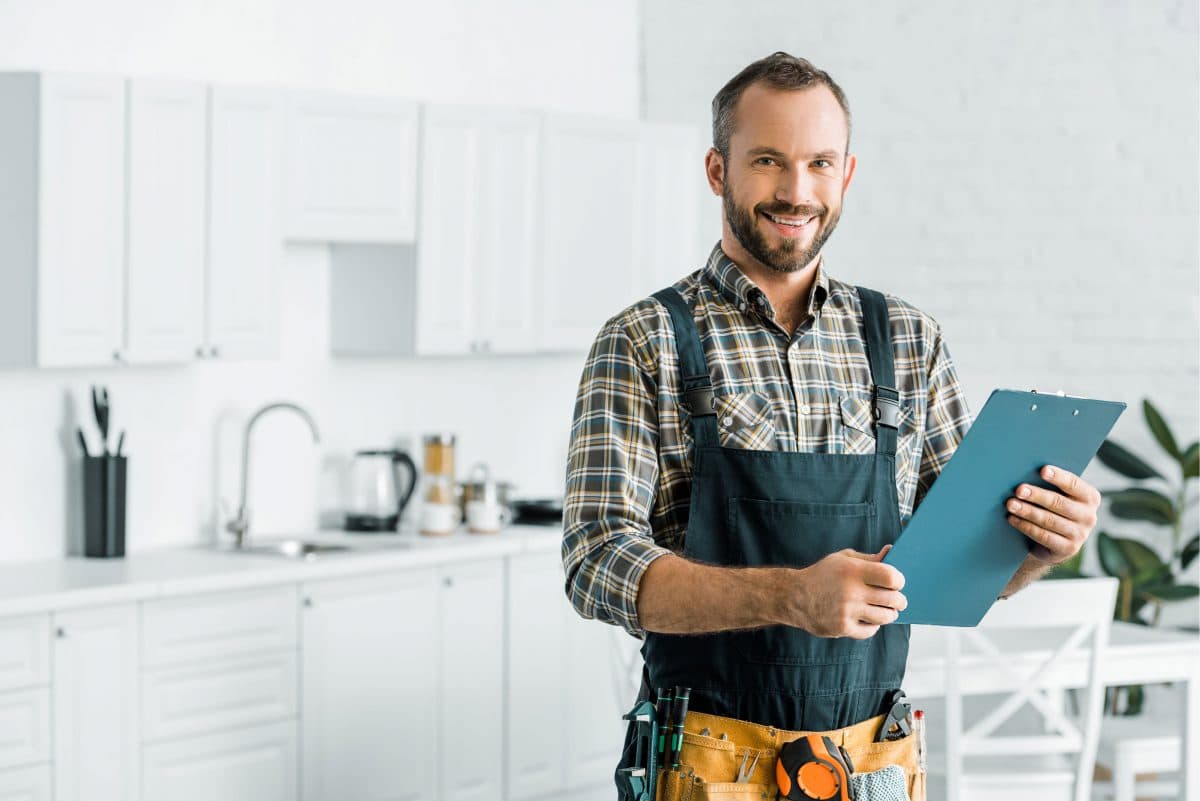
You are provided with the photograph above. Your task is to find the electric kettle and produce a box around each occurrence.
[345,449,418,532]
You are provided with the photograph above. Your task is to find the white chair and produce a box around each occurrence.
[1092,682,1182,801]
[937,577,1119,801]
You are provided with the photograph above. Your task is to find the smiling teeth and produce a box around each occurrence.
[766,213,814,227]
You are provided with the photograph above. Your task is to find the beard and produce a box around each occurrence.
[723,183,842,274]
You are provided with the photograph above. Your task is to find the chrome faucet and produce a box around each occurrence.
[225,401,321,548]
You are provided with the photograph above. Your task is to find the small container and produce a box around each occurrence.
[420,433,459,535]
[82,454,127,558]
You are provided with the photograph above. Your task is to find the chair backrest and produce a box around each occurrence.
[942,576,1118,801]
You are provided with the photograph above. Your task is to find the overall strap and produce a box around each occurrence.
[652,288,721,449]
[855,286,900,457]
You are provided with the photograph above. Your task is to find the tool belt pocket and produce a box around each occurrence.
[656,731,772,801]
[843,732,923,801]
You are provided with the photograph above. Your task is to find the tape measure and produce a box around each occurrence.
[775,734,856,801]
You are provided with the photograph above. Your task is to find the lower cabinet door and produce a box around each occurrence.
[0,763,51,801]
[301,570,438,801]
[142,720,297,801]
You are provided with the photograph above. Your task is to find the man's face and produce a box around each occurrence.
[713,83,856,274]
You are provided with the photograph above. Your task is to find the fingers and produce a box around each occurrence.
[1006,512,1077,562]
[865,587,907,613]
[1035,465,1101,505]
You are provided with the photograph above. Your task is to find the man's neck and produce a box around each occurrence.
[720,235,820,335]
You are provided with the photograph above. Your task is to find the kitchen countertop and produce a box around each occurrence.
[0,524,564,618]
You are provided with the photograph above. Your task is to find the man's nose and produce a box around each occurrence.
[775,166,815,208]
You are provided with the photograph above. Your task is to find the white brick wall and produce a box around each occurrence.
[641,1,1199,623]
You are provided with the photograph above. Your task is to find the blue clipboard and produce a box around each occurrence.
[884,389,1125,627]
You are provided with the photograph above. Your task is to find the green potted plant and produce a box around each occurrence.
[1054,399,1198,715]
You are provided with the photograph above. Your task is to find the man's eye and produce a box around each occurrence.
[812,159,832,168]
[755,157,776,166]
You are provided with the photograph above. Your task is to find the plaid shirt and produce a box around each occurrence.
[563,243,974,637]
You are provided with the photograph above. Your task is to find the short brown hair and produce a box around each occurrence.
[712,52,852,158]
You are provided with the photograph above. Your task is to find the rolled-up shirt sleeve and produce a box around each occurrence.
[562,320,672,638]
[914,323,973,511]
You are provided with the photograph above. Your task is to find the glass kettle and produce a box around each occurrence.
[345,449,418,532]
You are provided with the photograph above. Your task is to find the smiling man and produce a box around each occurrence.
[563,52,1101,801]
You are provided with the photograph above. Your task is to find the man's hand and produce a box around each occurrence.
[1005,464,1101,565]
[783,546,907,640]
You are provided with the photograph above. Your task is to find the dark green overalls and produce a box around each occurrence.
[638,283,910,737]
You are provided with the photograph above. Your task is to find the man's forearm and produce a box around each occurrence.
[999,553,1054,599]
[636,553,788,634]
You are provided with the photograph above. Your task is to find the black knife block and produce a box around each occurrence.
[82,454,127,558]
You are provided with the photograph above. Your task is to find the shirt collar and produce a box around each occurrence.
[703,242,830,320]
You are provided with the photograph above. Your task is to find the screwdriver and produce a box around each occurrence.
[654,687,672,763]
[666,686,690,771]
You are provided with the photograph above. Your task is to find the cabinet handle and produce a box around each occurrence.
[443,576,454,588]
[55,626,66,639]
[195,346,207,358]
[303,597,313,608]
[112,350,124,363]
[209,345,221,358]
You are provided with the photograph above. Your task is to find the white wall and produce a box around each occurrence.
[0,0,638,561]
[641,0,1200,624]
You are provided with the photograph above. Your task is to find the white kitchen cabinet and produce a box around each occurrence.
[142,719,297,801]
[414,104,540,355]
[539,113,641,353]
[0,688,50,771]
[53,604,140,801]
[206,86,281,360]
[301,570,439,801]
[507,551,626,799]
[438,560,504,801]
[124,79,207,364]
[0,73,126,368]
[506,553,569,800]
[284,91,419,242]
[0,616,50,692]
[635,123,705,296]
[0,764,51,801]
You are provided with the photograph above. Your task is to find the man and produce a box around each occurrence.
[563,52,1101,800]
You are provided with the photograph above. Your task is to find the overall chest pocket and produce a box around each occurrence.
[726,496,878,666]
[840,394,920,488]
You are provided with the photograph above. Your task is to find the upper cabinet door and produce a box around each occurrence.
[125,79,207,364]
[635,123,704,298]
[479,108,540,354]
[415,104,483,355]
[285,92,418,243]
[539,114,640,353]
[206,86,281,359]
[37,73,126,368]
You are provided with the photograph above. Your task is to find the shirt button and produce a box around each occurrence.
[801,404,812,415]
[722,415,733,427]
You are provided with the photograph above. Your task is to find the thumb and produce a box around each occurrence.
[844,545,891,562]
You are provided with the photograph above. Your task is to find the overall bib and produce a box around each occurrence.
[625,285,921,800]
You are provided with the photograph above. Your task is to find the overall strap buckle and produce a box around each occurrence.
[873,385,901,430]
[684,378,716,418]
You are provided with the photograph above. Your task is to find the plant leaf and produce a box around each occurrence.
[1096,531,1129,578]
[1107,488,1178,526]
[1138,583,1200,602]
[1097,439,1163,481]
[1184,442,1199,480]
[1182,535,1199,570]
[1113,536,1166,579]
[1143,400,1181,460]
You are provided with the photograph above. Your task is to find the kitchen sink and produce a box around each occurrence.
[237,539,353,559]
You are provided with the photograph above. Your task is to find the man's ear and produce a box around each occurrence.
[704,147,725,196]
[842,152,857,195]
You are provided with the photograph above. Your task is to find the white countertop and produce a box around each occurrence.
[0,524,564,617]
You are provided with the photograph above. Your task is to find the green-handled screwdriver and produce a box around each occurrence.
[667,686,690,771]
[654,687,672,764]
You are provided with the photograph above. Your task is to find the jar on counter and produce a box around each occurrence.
[419,433,459,535]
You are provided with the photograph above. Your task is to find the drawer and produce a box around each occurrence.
[142,586,297,668]
[0,763,51,800]
[143,719,297,801]
[142,650,297,742]
[0,688,50,771]
[0,617,50,692]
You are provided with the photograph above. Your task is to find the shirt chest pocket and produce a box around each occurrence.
[714,391,778,450]
[840,393,920,469]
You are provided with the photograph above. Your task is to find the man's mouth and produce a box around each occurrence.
[761,210,817,235]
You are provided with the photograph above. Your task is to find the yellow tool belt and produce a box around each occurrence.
[655,709,926,801]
